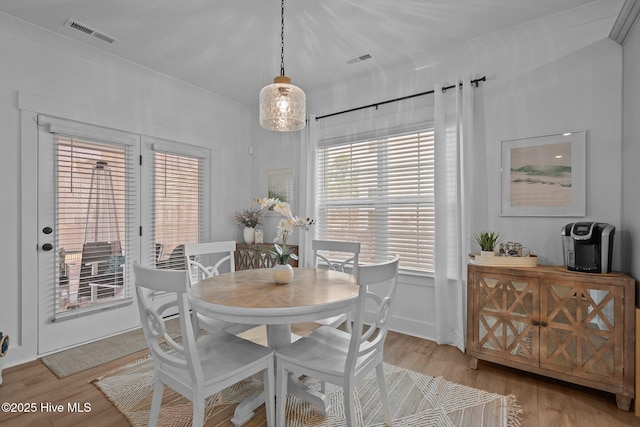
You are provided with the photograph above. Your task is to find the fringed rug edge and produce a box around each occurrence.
[505,394,523,427]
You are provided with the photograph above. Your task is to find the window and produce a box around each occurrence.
[317,129,435,273]
[42,118,138,317]
[145,139,209,271]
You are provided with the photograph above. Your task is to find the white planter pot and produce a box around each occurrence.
[243,227,255,244]
[480,250,496,257]
[272,264,294,284]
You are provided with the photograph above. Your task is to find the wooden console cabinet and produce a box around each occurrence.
[467,264,635,411]
[234,243,298,270]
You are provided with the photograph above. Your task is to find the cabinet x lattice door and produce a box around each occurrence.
[540,280,624,387]
[474,273,539,368]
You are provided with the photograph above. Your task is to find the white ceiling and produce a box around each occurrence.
[0,0,623,105]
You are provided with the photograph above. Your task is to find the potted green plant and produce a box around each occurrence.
[474,230,502,257]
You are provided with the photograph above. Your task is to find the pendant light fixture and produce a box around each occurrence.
[259,0,306,131]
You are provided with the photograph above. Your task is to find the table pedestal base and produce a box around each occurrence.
[288,374,330,416]
[230,390,265,427]
[230,375,332,426]
[230,324,331,425]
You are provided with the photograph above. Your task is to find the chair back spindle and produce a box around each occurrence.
[312,240,361,331]
[347,256,399,372]
[133,265,202,380]
[185,241,236,286]
[312,240,360,279]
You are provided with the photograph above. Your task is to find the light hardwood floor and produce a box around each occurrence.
[0,328,637,426]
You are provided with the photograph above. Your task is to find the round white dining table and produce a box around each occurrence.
[187,267,359,426]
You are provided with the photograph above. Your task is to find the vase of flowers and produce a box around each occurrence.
[255,197,315,284]
[0,331,8,386]
[234,208,262,244]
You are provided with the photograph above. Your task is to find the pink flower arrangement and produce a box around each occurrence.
[234,208,262,228]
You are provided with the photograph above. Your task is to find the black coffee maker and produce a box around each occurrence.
[561,222,615,273]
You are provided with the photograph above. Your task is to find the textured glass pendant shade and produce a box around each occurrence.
[259,75,306,132]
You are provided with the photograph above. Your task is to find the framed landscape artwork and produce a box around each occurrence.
[264,168,294,213]
[501,131,586,217]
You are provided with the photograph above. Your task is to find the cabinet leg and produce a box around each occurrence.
[615,394,631,411]
[469,356,478,370]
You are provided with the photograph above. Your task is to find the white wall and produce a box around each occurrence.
[0,16,254,367]
[621,16,640,306]
[488,39,623,266]
[251,13,625,341]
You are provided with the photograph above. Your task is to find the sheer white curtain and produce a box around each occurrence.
[299,114,318,267]
[433,78,475,351]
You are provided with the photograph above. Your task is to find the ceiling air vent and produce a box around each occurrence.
[64,18,116,44]
[346,52,373,65]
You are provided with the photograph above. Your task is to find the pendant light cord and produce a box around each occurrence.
[280,0,285,77]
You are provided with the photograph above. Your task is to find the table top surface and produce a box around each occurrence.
[189,268,358,308]
[187,268,359,323]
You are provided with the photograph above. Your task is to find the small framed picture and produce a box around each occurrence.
[264,168,294,210]
[501,131,586,217]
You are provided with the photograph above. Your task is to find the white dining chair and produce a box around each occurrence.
[184,241,256,335]
[132,263,275,427]
[312,239,361,332]
[275,255,400,427]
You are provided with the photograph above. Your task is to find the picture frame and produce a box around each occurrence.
[264,168,294,214]
[500,131,586,217]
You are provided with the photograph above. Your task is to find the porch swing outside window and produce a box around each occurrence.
[317,129,435,274]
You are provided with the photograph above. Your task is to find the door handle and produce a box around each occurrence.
[42,243,53,251]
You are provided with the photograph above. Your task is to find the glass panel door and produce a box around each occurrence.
[37,117,141,354]
[540,279,624,386]
[474,272,539,367]
[152,151,203,270]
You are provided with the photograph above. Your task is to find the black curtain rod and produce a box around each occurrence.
[316,76,486,121]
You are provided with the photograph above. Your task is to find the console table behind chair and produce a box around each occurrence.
[234,243,298,270]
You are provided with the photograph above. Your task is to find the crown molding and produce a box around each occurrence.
[609,0,640,44]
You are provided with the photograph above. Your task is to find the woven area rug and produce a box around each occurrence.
[93,356,522,427]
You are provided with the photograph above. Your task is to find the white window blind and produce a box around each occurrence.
[149,144,208,270]
[53,132,136,316]
[317,129,435,273]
